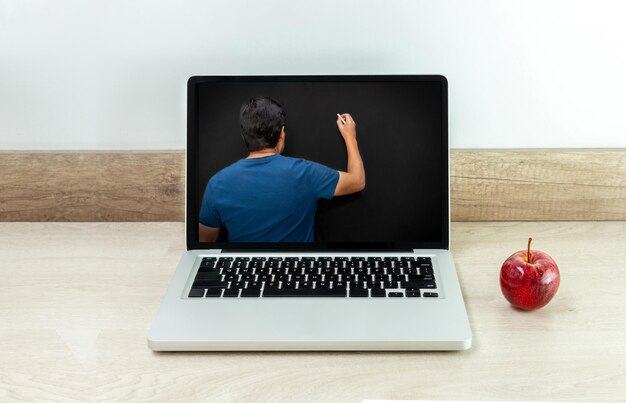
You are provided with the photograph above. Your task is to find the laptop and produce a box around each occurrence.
[147,75,472,351]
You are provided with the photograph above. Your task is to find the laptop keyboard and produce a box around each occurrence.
[188,256,439,298]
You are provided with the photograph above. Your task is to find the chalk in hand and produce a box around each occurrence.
[337,113,347,124]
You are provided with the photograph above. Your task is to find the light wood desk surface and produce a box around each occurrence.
[1,222,625,402]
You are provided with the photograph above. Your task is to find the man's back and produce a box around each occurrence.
[199,154,339,242]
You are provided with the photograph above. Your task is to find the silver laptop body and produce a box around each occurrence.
[147,75,472,351]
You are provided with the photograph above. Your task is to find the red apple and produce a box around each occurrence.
[500,238,560,310]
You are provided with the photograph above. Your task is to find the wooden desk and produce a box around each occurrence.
[1,222,624,402]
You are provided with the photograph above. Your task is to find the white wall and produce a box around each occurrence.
[1,0,625,150]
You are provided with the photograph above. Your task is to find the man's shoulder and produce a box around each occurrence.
[208,159,246,184]
[275,154,306,165]
[275,155,321,169]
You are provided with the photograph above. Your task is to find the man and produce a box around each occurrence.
[199,96,365,242]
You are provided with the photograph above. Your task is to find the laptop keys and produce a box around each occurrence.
[188,288,204,297]
[370,289,386,297]
[223,288,240,297]
[263,287,346,297]
[349,288,368,297]
[241,288,261,297]
[192,256,440,298]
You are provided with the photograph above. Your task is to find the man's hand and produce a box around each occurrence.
[336,113,357,142]
[334,113,365,197]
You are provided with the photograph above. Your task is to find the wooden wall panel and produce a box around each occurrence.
[1,150,625,221]
[0,151,184,221]
[451,149,626,221]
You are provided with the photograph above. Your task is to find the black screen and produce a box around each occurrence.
[188,76,448,250]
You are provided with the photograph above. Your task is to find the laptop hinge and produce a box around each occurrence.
[413,249,444,253]
[205,249,222,254]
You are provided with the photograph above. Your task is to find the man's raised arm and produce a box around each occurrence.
[334,113,366,196]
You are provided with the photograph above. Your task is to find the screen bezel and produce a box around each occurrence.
[186,75,449,251]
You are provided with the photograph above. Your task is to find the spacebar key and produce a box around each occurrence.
[263,288,346,297]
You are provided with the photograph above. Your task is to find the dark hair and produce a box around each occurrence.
[239,96,286,152]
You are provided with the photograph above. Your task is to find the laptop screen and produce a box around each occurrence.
[187,76,448,251]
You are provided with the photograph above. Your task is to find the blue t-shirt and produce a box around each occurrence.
[199,154,340,242]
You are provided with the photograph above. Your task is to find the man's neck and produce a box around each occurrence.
[247,148,278,159]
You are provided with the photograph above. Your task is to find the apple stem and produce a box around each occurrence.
[527,237,533,263]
